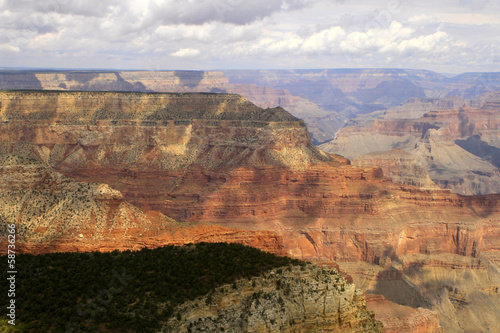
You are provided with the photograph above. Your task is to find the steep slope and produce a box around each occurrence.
[3,68,500,146]
[0,151,286,256]
[0,153,168,245]
[166,264,383,332]
[364,294,443,333]
[6,68,499,145]
[1,91,498,255]
[340,253,500,333]
[3,243,355,332]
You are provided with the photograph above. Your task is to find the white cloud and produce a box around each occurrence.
[146,0,315,25]
[171,48,200,57]
[337,21,413,53]
[409,14,437,24]
[155,23,217,43]
[0,43,19,52]
[301,26,345,53]
[395,31,449,53]
[440,13,500,25]
[0,0,498,72]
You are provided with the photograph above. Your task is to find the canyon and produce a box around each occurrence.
[0,153,286,256]
[0,90,499,331]
[2,68,499,198]
[4,69,500,145]
[320,97,500,195]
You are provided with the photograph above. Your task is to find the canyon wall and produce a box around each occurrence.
[5,68,500,145]
[321,103,500,195]
[0,153,287,256]
[1,91,499,262]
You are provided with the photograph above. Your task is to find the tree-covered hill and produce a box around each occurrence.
[0,243,303,332]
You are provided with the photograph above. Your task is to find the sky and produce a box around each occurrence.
[0,0,499,74]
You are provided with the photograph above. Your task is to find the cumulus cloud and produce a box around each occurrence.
[241,20,452,60]
[394,31,449,53]
[301,26,346,53]
[155,23,217,43]
[5,0,120,18]
[171,48,201,57]
[0,0,498,72]
[339,21,415,54]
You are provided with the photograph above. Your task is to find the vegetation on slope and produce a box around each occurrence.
[0,90,300,124]
[0,243,303,332]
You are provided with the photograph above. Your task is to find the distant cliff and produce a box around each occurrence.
[321,101,500,195]
[5,68,500,145]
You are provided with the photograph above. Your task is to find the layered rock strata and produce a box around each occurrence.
[4,69,500,146]
[340,253,500,332]
[1,91,499,260]
[0,153,286,256]
[364,294,443,333]
[352,149,438,188]
[321,104,500,195]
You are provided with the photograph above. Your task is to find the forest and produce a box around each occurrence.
[0,242,303,332]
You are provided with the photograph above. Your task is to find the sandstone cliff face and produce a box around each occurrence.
[3,68,500,146]
[340,253,500,333]
[0,68,457,145]
[0,151,287,256]
[166,264,382,333]
[119,70,229,92]
[1,91,499,261]
[0,71,229,93]
[0,154,166,244]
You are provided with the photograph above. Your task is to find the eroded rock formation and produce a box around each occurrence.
[352,149,438,188]
[364,294,443,333]
[165,264,383,332]
[0,152,286,256]
[321,103,500,195]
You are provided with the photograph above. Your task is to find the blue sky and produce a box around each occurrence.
[1,0,499,73]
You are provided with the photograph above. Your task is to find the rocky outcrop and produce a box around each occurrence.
[3,68,500,146]
[364,294,443,333]
[352,149,438,188]
[1,91,499,258]
[119,70,229,92]
[166,264,383,332]
[340,253,500,333]
[321,104,500,195]
[0,154,165,244]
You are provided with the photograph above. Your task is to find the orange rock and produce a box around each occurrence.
[365,294,443,333]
